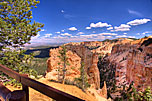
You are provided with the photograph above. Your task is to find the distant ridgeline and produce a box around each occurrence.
[25,46,59,58]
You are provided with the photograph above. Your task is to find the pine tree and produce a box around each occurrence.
[0,0,43,84]
[75,60,90,91]
[58,45,69,84]
[0,0,44,49]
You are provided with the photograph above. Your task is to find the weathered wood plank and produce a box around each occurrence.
[0,64,84,101]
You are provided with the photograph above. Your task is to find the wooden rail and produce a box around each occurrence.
[0,83,11,100]
[0,64,84,101]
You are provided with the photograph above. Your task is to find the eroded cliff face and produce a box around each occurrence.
[102,37,152,90]
[46,42,101,89]
[46,39,134,90]
[126,38,152,90]
[46,38,149,99]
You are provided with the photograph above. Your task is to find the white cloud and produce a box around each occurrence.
[61,30,65,32]
[142,31,152,35]
[70,36,78,38]
[116,35,135,38]
[80,34,98,38]
[90,22,111,28]
[127,19,151,26]
[136,33,140,35]
[77,32,84,35]
[31,33,40,40]
[107,36,113,38]
[110,30,115,32]
[107,27,113,30]
[99,33,117,36]
[55,31,60,34]
[41,29,45,31]
[61,33,72,36]
[114,24,131,31]
[68,27,77,31]
[128,9,142,17]
[79,33,117,39]
[123,33,127,34]
[53,35,67,39]
[92,31,96,33]
[44,33,52,37]
[116,35,128,38]
[128,36,135,38]
[86,27,91,29]
[29,32,116,46]
[142,32,146,35]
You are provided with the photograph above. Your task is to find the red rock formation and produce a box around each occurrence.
[126,43,152,90]
[103,37,152,90]
[46,43,101,89]
[46,38,134,90]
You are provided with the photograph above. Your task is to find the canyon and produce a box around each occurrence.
[46,36,152,99]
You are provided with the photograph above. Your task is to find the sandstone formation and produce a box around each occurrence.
[46,36,152,100]
[102,36,152,91]
[46,43,101,89]
[46,39,131,90]
[46,47,81,81]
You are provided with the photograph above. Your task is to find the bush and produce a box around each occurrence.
[115,82,152,101]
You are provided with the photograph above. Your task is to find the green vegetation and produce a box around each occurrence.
[85,46,100,50]
[75,61,90,91]
[115,83,152,101]
[128,38,138,40]
[30,57,48,75]
[0,0,43,85]
[0,0,43,49]
[144,36,148,38]
[58,45,69,84]
[98,57,152,100]
[98,56,116,96]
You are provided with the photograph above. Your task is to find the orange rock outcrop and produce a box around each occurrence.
[46,37,152,99]
[46,38,134,89]
[103,37,152,90]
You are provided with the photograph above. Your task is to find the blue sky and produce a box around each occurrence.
[30,0,152,45]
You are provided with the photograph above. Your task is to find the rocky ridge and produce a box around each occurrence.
[102,36,152,90]
[46,38,134,99]
[46,36,152,100]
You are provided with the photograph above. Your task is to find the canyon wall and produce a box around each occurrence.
[46,42,102,89]
[46,39,134,89]
[46,37,152,93]
[102,37,152,90]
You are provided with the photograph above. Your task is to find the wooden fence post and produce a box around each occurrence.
[21,74,29,101]
[9,90,26,101]
[22,84,29,101]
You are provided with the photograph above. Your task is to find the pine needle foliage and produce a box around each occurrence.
[0,0,43,85]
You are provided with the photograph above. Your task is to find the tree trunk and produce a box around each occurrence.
[62,55,66,84]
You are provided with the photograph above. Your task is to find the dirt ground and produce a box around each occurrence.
[5,78,107,101]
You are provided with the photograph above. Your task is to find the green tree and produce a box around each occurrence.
[0,0,43,85]
[97,56,116,98]
[75,61,90,91]
[115,82,152,101]
[58,45,69,84]
[0,0,44,49]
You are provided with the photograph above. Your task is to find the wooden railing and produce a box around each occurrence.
[0,64,84,101]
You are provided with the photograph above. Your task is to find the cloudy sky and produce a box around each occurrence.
[30,0,152,45]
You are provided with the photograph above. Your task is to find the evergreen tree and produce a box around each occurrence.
[58,45,69,84]
[0,0,44,49]
[0,0,43,84]
[75,60,90,91]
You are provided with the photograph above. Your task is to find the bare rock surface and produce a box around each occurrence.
[102,36,152,90]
